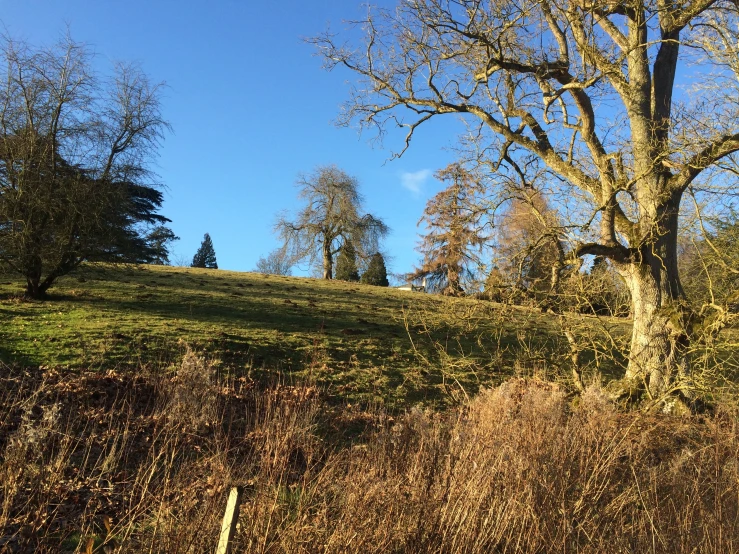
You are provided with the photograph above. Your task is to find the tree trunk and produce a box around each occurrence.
[24,256,50,299]
[620,193,693,403]
[322,242,333,280]
[25,275,49,299]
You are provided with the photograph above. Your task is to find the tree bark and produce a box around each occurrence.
[322,240,333,280]
[619,193,692,402]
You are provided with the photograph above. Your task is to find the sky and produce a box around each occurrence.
[0,0,463,278]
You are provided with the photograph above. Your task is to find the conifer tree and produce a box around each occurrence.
[413,163,486,296]
[0,35,170,298]
[361,252,389,286]
[145,226,179,265]
[495,190,563,296]
[334,241,360,281]
[192,233,218,269]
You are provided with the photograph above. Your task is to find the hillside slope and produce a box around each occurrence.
[0,264,629,407]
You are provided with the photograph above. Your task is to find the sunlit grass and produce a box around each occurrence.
[0,263,632,408]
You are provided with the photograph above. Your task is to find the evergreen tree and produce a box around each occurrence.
[0,36,170,298]
[361,252,389,286]
[144,226,180,265]
[192,233,218,269]
[334,241,360,281]
[413,163,486,296]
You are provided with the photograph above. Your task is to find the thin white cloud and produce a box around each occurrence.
[400,169,433,196]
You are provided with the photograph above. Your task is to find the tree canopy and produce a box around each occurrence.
[143,226,180,266]
[255,248,292,276]
[413,163,487,296]
[0,34,170,298]
[335,240,360,281]
[276,165,388,279]
[361,252,389,287]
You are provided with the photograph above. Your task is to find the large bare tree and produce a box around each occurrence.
[276,165,388,279]
[0,34,170,298]
[313,0,739,403]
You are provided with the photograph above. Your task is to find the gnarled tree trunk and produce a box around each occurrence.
[619,191,693,402]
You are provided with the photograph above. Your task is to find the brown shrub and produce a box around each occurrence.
[231,379,739,554]
[1,361,737,553]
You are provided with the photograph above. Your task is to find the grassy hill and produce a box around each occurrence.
[0,263,631,408]
[3,265,739,553]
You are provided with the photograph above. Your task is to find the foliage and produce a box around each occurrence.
[143,226,180,265]
[192,233,218,269]
[495,190,564,296]
[255,248,292,276]
[0,34,170,298]
[361,252,389,287]
[681,211,739,310]
[275,165,388,279]
[412,163,486,296]
[335,241,360,281]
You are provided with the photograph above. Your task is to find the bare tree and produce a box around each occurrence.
[0,34,169,298]
[413,163,487,295]
[276,165,388,279]
[313,0,739,404]
[255,247,293,276]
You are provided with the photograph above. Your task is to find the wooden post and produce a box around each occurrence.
[216,486,243,554]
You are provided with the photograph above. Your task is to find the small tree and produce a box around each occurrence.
[255,248,292,276]
[495,190,565,298]
[335,241,360,281]
[192,233,218,269]
[413,163,486,296]
[361,252,389,287]
[276,165,388,279]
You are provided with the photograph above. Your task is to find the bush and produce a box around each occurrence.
[2,361,737,553]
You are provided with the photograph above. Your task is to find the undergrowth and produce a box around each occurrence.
[1,352,738,553]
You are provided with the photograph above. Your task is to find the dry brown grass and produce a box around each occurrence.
[1,354,738,553]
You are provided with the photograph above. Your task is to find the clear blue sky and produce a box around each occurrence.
[0,0,461,277]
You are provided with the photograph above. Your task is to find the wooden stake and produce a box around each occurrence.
[216,486,243,554]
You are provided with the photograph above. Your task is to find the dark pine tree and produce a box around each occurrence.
[334,241,360,281]
[361,252,389,286]
[192,233,218,269]
[143,226,180,265]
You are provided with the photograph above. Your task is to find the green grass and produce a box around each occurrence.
[0,264,631,408]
